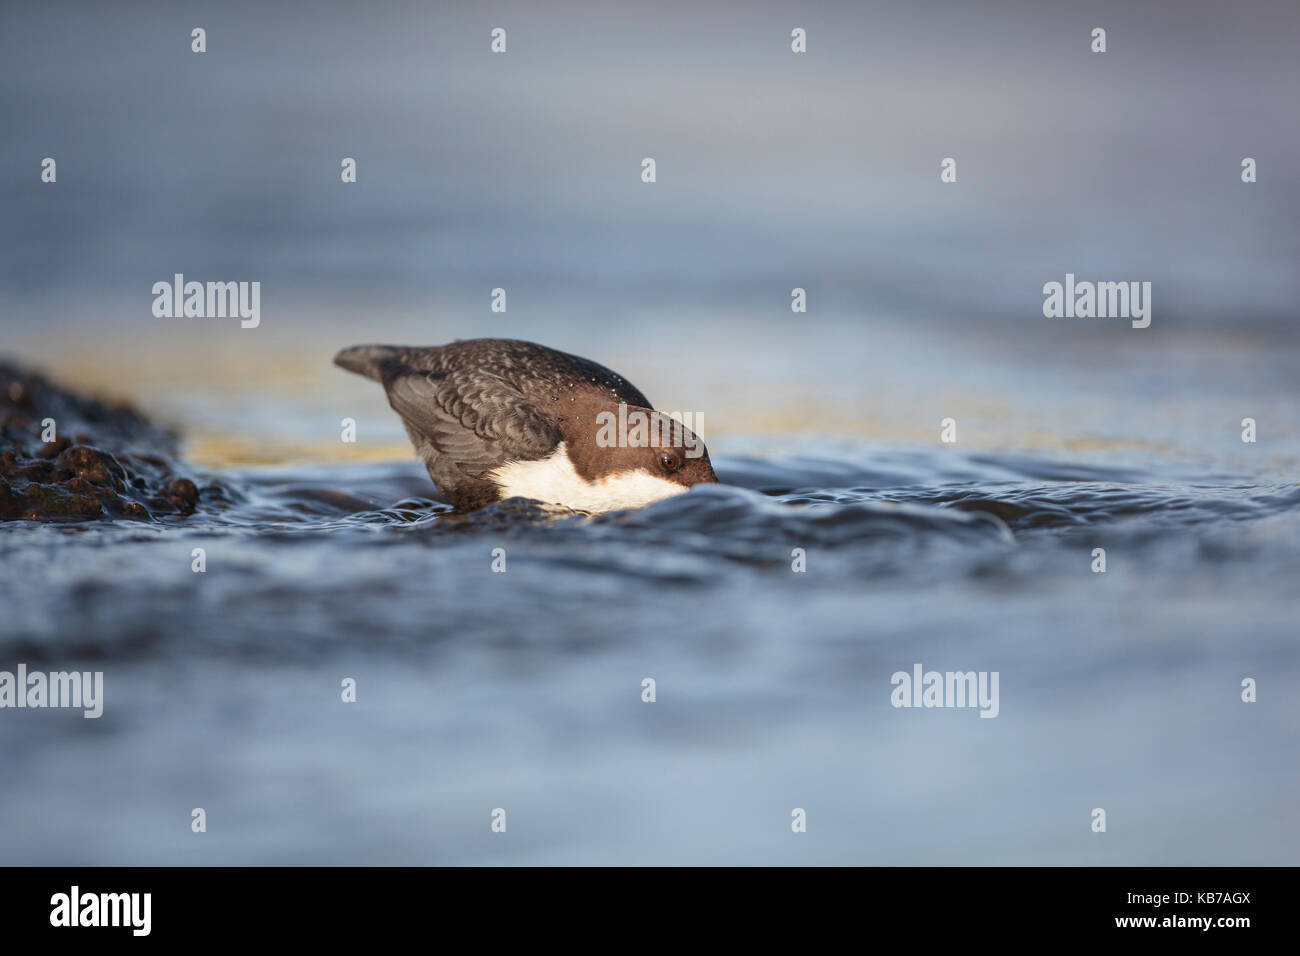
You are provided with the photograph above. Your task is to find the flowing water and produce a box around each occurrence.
[2,374,1297,864]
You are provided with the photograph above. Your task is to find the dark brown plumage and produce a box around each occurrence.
[334,338,717,512]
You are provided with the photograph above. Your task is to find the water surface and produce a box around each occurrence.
[2,433,1296,865]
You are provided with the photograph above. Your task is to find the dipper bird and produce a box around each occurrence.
[334,338,718,513]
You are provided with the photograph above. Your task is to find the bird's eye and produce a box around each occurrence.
[659,452,679,473]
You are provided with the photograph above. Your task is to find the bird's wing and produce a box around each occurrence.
[379,360,561,477]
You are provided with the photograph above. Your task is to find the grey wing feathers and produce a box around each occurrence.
[379,360,560,476]
[335,339,651,408]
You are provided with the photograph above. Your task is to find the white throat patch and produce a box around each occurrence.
[489,442,687,513]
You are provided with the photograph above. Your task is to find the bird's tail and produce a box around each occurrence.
[333,344,405,382]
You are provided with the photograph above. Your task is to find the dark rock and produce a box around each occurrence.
[56,445,129,490]
[36,434,71,459]
[0,359,223,523]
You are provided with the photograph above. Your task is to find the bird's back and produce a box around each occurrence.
[334,338,651,410]
[333,338,655,510]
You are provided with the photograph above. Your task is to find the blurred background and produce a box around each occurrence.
[3,0,1298,465]
[0,0,1297,865]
